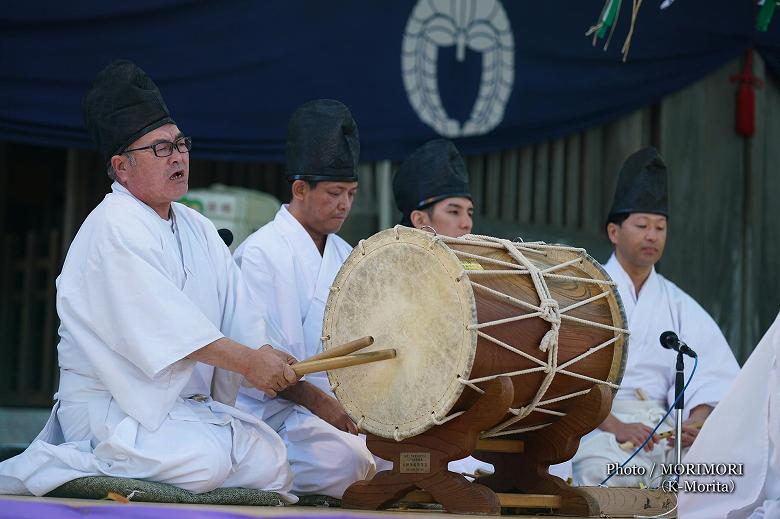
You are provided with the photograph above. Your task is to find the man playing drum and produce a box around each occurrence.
[233,99,376,498]
[0,61,298,499]
[572,147,739,487]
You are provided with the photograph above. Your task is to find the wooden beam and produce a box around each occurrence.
[475,438,524,453]
[401,490,561,510]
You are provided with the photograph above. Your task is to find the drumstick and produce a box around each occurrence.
[292,349,396,377]
[305,336,374,363]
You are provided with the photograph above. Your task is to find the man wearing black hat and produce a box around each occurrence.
[572,147,739,487]
[394,139,474,238]
[0,61,298,499]
[233,99,375,498]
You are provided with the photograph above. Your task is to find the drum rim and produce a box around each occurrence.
[542,247,628,390]
[323,226,478,440]
[586,253,629,388]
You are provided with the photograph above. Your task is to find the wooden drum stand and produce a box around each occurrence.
[342,378,674,517]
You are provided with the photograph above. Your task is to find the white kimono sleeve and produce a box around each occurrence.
[58,220,224,427]
[670,295,740,414]
[235,242,299,359]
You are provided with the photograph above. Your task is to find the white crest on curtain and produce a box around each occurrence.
[402,0,515,138]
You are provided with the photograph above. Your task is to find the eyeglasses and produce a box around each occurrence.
[124,136,192,158]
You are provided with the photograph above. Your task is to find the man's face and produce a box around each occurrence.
[112,124,189,212]
[295,180,358,235]
[607,212,667,269]
[413,197,474,237]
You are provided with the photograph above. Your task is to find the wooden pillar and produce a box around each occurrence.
[61,148,78,260]
[0,142,7,246]
[376,160,393,231]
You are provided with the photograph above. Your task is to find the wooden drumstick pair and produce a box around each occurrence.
[241,336,395,388]
[292,336,395,376]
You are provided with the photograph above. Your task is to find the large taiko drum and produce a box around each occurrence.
[323,227,628,442]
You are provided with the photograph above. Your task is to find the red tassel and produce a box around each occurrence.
[736,82,755,137]
[730,49,764,138]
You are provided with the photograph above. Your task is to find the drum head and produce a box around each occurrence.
[323,227,477,441]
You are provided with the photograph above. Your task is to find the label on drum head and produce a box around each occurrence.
[461,260,484,271]
[399,452,431,473]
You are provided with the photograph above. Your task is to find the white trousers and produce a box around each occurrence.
[572,400,675,487]
[0,396,296,501]
[277,408,377,498]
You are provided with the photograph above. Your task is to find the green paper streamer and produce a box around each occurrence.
[757,0,777,32]
[596,0,622,39]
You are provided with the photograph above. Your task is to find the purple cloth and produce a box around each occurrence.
[0,499,358,519]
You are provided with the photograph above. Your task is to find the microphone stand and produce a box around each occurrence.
[674,351,685,469]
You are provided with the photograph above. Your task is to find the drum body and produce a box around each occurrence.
[323,227,627,441]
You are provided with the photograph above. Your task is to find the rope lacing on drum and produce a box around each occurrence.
[538,298,560,353]
[431,410,465,426]
[392,225,401,240]
[436,234,629,440]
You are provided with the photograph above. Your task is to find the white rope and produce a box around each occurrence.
[556,368,620,389]
[468,312,542,330]
[452,236,630,438]
[451,249,525,270]
[482,423,552,438]
[449,233,549,256]
[557,336,620,370]
[466,366,547,384]
[431,410,465,426]
[537,388,592,407]
[458,376,486,394]
[464,269,530,276]
[475,331,547,367]
[543,272,616,285]
[560,313,629,334]
[471,281,540,312]
[540,257,583,274]
[439,236,507,249]
[531,407,566,417]
[559,291,610,314]
[393,225,401,240]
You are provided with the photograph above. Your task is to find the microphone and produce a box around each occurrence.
[659,331,697,358]
[217,228,234,247]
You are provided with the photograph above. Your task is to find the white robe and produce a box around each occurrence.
[234,205,376,498]
[0,183,294,500]
[679,313,780,519]
[572,254,739,487]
